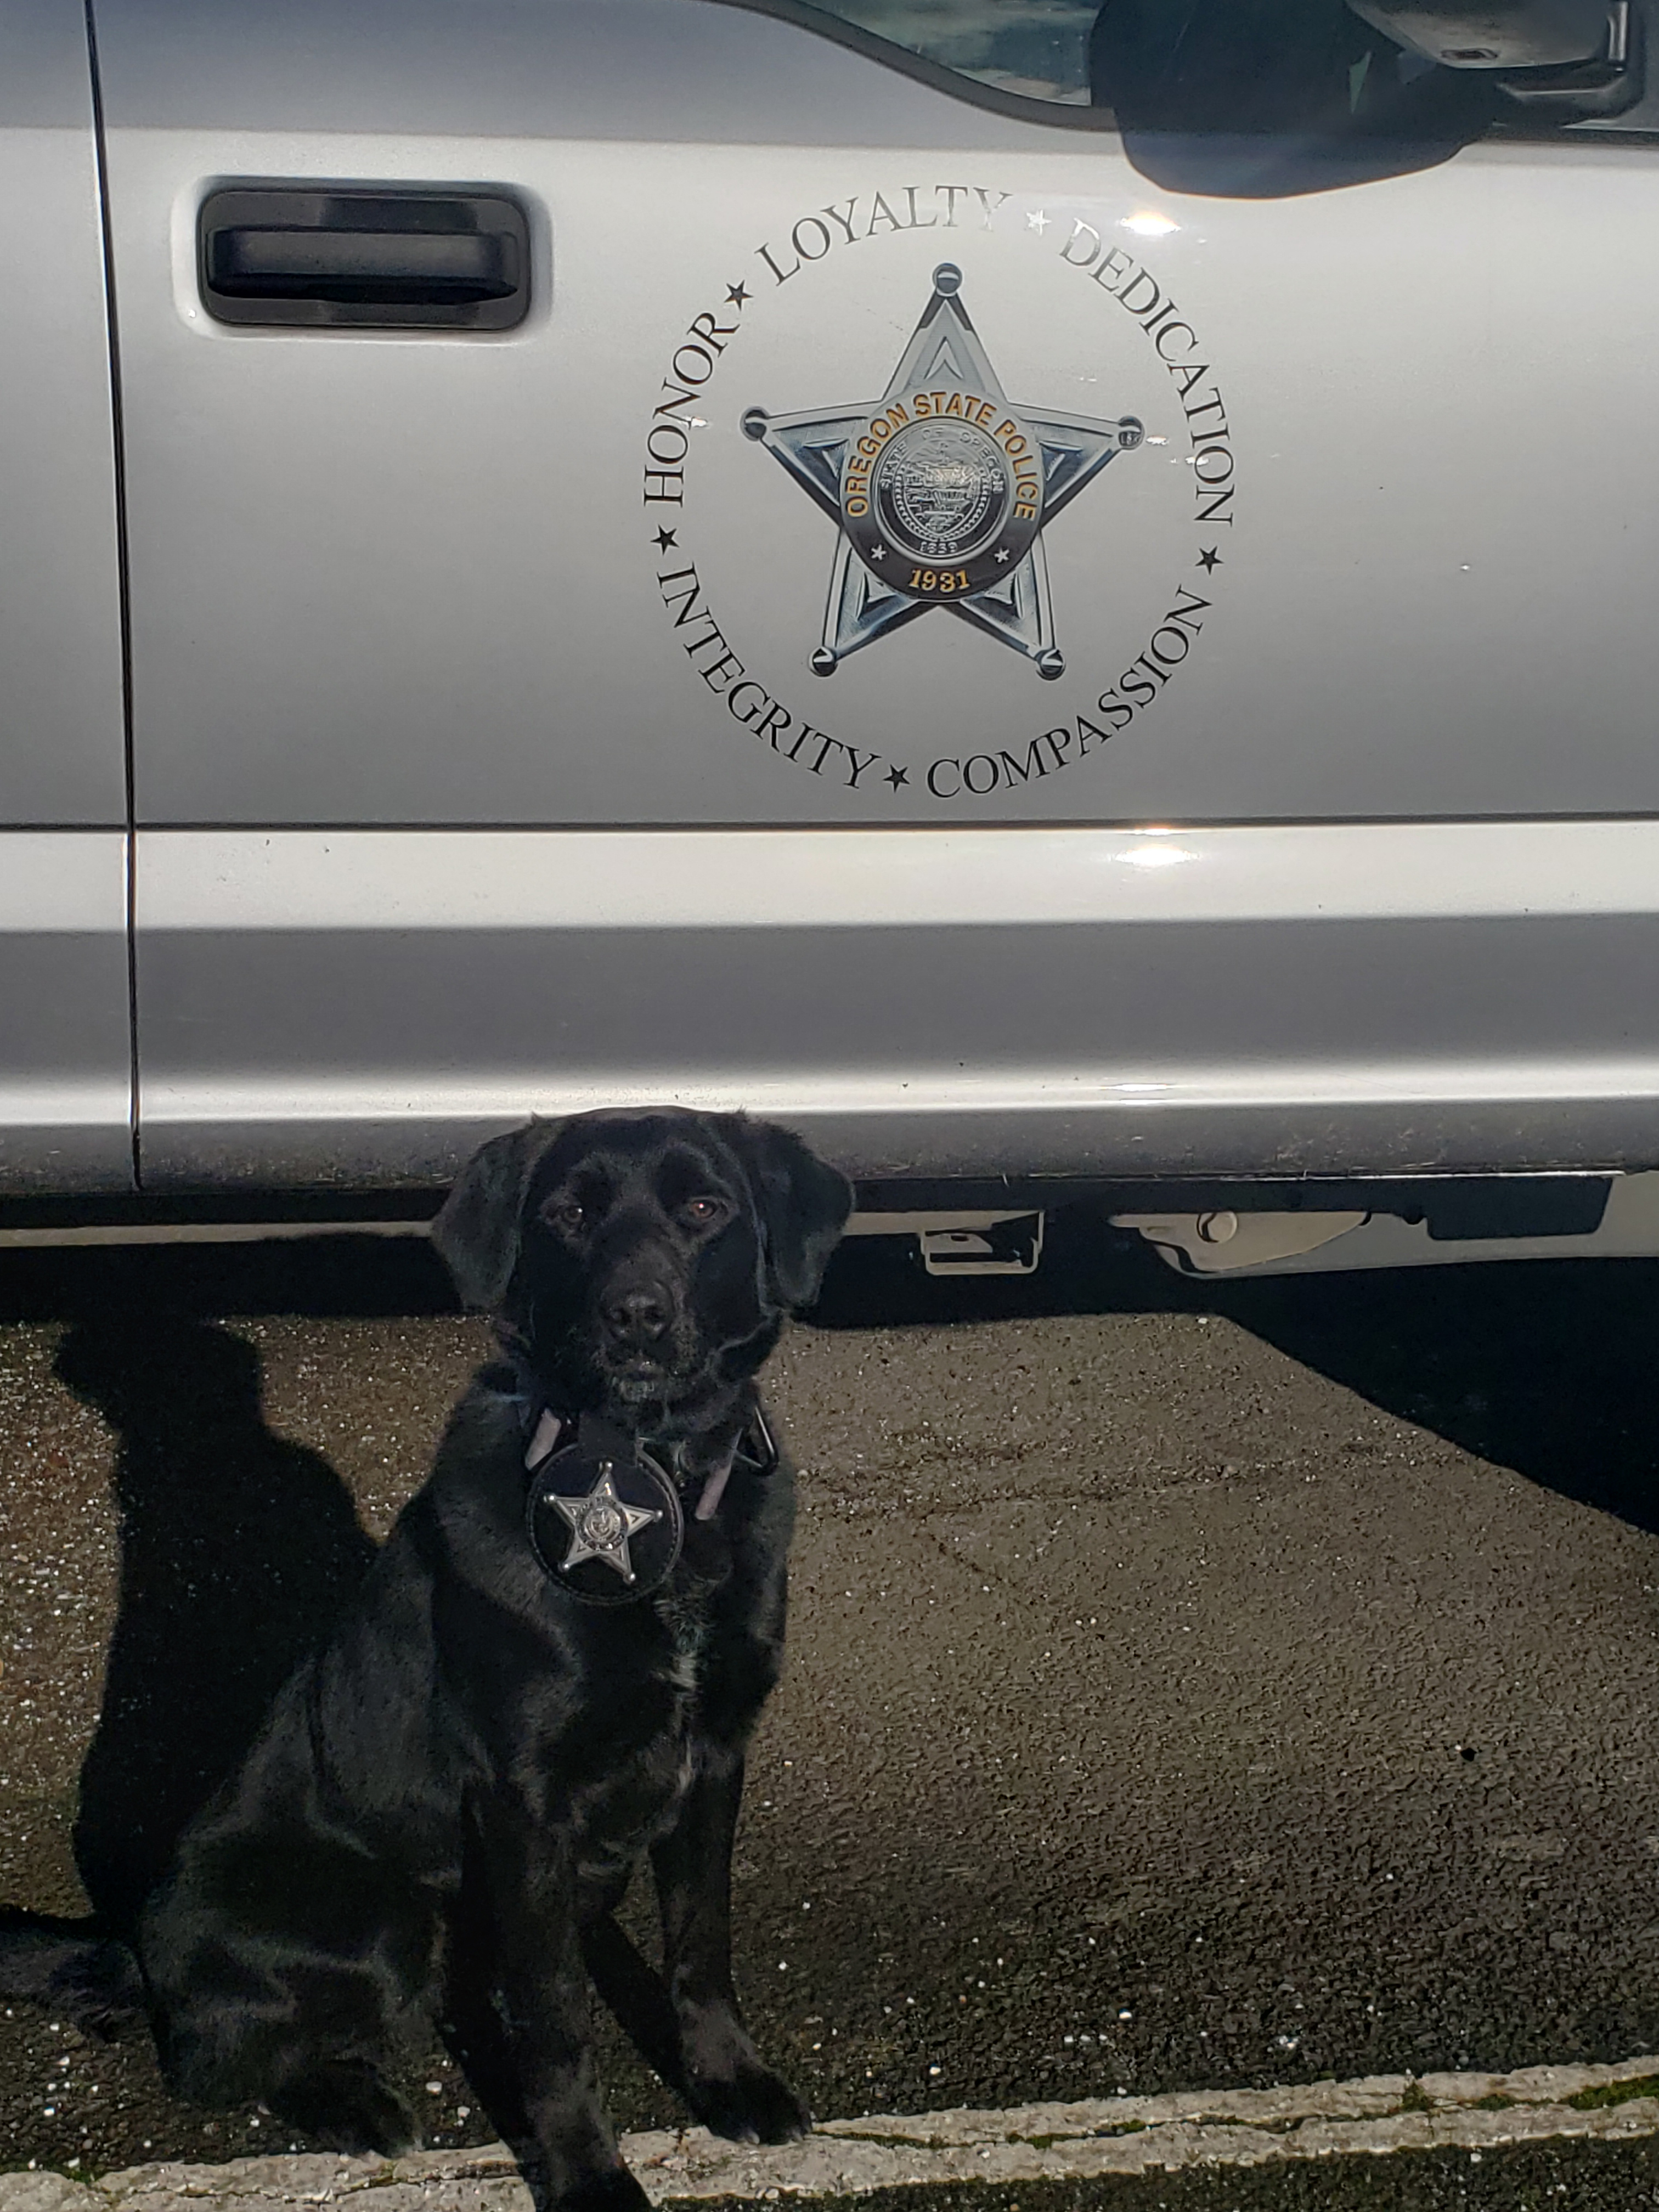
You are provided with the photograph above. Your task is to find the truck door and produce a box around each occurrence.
[94,0,1659,1187]
[1,0,129,1193]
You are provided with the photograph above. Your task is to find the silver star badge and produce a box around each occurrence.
[742,263,1143,680]
[552,1461,663,1583]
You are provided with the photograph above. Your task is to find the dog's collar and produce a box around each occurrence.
[522,1401,777,1523]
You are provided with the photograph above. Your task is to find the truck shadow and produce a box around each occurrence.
[0,1233,456,1327]
[1207,1256,1659,1542]
[812,1218,1659,1544]
[2,1218,1655,1649]
[52,1314,376,1931]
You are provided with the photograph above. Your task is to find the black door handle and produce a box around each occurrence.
[208,228,516,304]
[199,189,531,330]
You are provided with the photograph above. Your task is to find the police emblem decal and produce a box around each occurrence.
[641,186,1235,804]
[742,264,1143,680]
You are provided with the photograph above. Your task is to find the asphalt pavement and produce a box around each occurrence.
[4,1218,1659,2208]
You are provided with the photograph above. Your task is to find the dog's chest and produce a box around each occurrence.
[568,1593,711,1863]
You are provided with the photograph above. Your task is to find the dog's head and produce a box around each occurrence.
[432,1109,851,1420]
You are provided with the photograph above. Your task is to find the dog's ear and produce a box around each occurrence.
[734,1119,853,1312]
[430,1120,558,1310]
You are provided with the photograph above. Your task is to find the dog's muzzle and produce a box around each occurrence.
[592,1267,691,1396]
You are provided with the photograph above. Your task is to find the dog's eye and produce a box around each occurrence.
[682,1195,728,1227]
[545,1197,586,1233]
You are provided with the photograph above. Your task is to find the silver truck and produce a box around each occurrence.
[7,0,1659,1276]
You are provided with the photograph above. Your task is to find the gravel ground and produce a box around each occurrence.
[2,1222,1658,2188]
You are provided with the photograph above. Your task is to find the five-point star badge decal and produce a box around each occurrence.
[742,263,1143,680]
[551,1462,663,1583]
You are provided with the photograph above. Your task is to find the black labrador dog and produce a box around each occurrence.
[1,1108,850,2211]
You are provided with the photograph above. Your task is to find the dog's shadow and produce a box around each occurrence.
[47,1304,690,2151]
[55,1317,377,1932]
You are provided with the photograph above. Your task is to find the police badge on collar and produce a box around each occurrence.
[526,1412,684,1605]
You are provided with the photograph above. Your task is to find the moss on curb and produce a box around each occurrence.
[1567,2073,1659,2112]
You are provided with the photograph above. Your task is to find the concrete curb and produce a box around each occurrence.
[6,2056,1658,2210]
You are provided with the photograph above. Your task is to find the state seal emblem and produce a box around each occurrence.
[742,263,1143,680]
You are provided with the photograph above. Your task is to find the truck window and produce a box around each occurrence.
[723,0,1652,194]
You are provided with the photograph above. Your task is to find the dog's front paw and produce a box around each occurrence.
[270,2059,418,2155]
[689,2062,811,2146]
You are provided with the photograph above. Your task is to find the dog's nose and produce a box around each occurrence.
[605,1287,670,1340]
